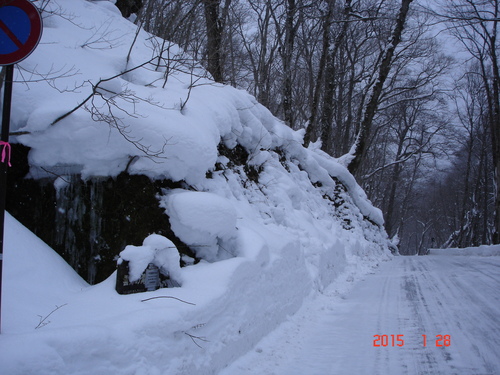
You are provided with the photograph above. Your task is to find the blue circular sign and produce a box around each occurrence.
[0,0,42,65]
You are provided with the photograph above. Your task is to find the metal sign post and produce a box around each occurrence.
[0,0,42,334]
[0,63,12,335]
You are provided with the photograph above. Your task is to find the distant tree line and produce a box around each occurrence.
[113,0,499,253]
[415,0,500,252]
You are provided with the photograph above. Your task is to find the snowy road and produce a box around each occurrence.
[220,254,500,375]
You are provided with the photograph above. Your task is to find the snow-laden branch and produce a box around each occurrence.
[50,57,158,126]
[362,151,417,179]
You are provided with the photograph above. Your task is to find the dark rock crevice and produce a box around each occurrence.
[6,144,192,284]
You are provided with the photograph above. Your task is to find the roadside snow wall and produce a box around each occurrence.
[1,0,392,374]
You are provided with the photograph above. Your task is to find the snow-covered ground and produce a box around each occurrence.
[2,214,499,374]
[0,211,385,375]
[221,251,500,375]
[429,245,500,257]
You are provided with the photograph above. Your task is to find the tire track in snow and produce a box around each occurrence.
[401,259,453,374]
[221,255,500,375]
[422,256,500,375]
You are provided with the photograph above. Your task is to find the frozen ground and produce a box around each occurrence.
[221,252,500,375]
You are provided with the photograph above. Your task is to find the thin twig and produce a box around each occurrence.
[184,332,209,348]
[140,296,196,305]
[35,303,68,329]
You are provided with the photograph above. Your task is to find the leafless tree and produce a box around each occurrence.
[439,0,500,243]
[344,0,414,175]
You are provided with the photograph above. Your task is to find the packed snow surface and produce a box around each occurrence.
[430,245,500,257]
[222,252,500,375]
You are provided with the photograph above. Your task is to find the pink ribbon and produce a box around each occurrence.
[0,141,11,167]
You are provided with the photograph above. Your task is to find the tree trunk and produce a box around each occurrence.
[478,12,500,244]
[490,18,500,244]
[319,0,351,155]
[304,0,335,147]
[282,0,298,128]
[116,0,143,18]
[203,0,224,82]
[346,0,413,175]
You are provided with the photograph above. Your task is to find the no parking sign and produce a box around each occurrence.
[0,0,42,65]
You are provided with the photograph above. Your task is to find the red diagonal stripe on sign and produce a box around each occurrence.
[0,18,24,49]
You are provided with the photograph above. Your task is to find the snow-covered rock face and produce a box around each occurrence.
[9,0,388,272]
[11,1,382,234]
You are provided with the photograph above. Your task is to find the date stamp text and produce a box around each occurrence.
[373,334,451,347]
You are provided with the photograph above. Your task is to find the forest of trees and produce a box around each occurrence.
[115,0,499,255]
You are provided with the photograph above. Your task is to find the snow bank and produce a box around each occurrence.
[429,245,500,257]
[0,214,312,375]
[162,190,238,262]
[2,213,88,334]
[1,0,392,374]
